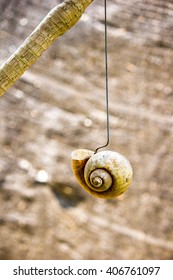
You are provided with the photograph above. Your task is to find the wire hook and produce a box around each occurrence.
[95,0,110,154]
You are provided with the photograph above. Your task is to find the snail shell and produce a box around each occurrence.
[71,149,133,199]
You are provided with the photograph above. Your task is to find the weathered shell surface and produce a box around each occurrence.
[71,149,133,199]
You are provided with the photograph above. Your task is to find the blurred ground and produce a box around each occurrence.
[0,0,173,259]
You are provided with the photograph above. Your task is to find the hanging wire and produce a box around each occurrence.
[95,0,110,154]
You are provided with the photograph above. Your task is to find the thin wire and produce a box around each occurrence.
[95,0,110,154]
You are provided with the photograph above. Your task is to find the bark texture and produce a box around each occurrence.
[0,0,93,97]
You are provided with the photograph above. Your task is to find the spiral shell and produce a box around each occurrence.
[71,149,133,199]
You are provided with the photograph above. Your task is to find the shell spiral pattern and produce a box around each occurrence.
[71,149,133,199]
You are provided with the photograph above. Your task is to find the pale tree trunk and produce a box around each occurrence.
[0,0,93,97]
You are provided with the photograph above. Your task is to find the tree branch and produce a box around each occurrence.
[0,0,93,97]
